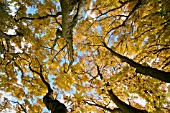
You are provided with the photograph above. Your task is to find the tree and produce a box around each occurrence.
[0,0,170,112]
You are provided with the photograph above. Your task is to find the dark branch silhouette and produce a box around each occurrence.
[85,100,123,113]
[105,0,146,37]
[29,59,67,113]
[102,42,170,83]
[81,64,147,112]
[96,64,148,113]
[14,12,62,22]
[108,90,147,113]
[11,101,27,113]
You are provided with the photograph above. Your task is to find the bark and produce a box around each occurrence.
[96,65,147,113]
[29,62,67,113]
[60,0,85,65]
[85,100,123,113]
[24,1,85,112]
[43,92,67,113]
[103,42,170,83]
[108,90,147,113]
[110,108,123,113]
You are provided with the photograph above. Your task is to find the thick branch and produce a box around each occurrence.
[108,90,147,113]
[15,12,62,22]
[29,60,67,113]
[60,0,75,64]
[60,0,85,64]
[29,62,52,92]
[96,65,147,113]
[72,0,86,27]
[85,100,122,113]
[102,42,170,83]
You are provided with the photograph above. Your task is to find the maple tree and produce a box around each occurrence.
[0,0,170,112]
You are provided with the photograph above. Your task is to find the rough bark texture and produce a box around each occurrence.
[60,0,85,66]
[103,42,170,83]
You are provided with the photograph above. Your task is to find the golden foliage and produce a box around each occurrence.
[0,0,170,112]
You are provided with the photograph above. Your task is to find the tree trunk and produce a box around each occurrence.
[43,92,67,113]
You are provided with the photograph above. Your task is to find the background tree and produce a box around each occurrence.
[0,0,170,112]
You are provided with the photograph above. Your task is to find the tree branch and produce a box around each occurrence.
[15,12,62,22]
[11,101,27,113]
[85,100,122,113]
[72,0,86,27]
[105,0,145,37]
[97,0,131,19]
[29,59,67,113]
[108,90,147,113]
[60,0,86,65]
[96,64,147,113]
[29,60,53,92]
[102,42,170,83]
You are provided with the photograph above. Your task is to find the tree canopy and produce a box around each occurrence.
[0,0,170,112]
